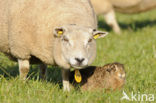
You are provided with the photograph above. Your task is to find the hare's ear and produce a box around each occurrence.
[53,27,66,37]
[112,65,118,72]
[106,68,112,73]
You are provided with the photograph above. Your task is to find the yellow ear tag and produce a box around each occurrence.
[93,34,100,39]
[74,70,82,83]
[57,31,63,36]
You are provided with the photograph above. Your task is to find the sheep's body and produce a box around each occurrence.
[0,0,103,91]
[0,0,96,64]
[91,0,156,33]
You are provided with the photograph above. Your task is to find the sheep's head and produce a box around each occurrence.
[54,25,108,69]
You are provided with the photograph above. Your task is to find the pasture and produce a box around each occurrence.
[0,9,156,103]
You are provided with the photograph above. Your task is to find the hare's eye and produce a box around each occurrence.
[118,73,122,78]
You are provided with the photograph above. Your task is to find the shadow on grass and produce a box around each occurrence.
[0,64,62,87]
[98,19,156,32]
[0,65,19,78]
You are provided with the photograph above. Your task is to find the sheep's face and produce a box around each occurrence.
[54,25,108,69]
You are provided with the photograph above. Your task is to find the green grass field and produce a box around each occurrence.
[0,10,156,103]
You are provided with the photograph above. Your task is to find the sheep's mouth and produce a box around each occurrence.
[71,65,87,69]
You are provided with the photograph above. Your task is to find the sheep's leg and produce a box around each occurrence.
[104,10,121,34]
[18,59,30,80]
[61,69,70,91]
[39,63,47,80]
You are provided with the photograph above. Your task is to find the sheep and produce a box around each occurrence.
[0,0,109,91]
[90,0,156,34]
[69,62,126,91]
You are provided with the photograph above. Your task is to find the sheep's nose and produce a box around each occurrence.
[75,58,85,64]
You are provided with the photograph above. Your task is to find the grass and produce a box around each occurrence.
[0,9,156,103]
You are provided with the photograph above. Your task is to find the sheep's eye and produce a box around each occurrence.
[88,38,92,43]
[63,37,69,42]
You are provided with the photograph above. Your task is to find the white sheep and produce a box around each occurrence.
[0,0,108,91]
[91,0,156,34]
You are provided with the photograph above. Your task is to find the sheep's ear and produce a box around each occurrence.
[93,30,108,39]
[54,27,65,37]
